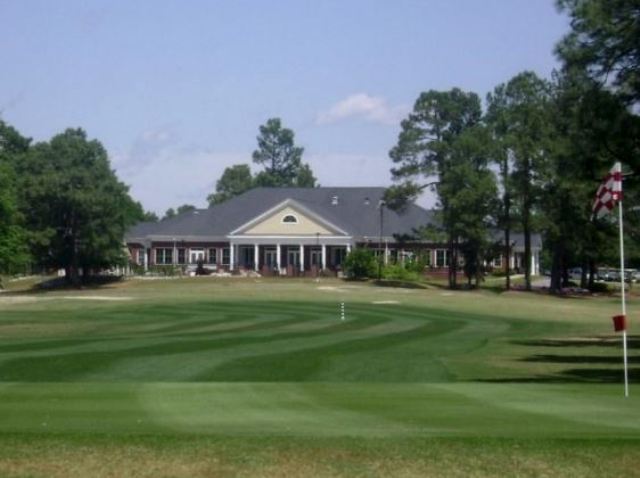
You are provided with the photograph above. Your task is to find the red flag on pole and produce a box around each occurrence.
[592,162,623,219]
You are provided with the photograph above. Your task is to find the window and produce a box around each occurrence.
[423,249,432,266]
[208,248,217,264]
[282,214,298,224]
[177,248,186,264]
[334,248,347,266]
[493,255,502,268]
[436,249,449,267]
[222,248,230,265]
[155,248,173,265]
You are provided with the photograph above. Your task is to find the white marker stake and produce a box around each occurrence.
[340,302,345,321]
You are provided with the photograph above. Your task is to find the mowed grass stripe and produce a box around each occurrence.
[0,382,637,439]
[0,300,578,383]
[0,315,407,382]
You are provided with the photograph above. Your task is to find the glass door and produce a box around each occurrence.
[189,248,204,264]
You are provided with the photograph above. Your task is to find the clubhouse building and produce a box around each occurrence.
[125,187,541,276]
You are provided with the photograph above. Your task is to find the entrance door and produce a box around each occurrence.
[239,246,253,268]
[310,248,322,267]
[287,249,300,268]
[264,248,277,268]
[190,248,204,264]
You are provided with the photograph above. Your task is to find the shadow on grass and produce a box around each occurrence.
[481,367,640,384]
[479,335,640,384]
[514,337,640,348]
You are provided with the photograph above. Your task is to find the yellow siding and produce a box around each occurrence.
[244,206,334,235]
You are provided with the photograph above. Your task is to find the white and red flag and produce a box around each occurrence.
[592,162,623,219]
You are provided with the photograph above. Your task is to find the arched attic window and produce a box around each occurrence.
[281,214,299,224]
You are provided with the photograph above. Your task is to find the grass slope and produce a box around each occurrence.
[0,277,638,476]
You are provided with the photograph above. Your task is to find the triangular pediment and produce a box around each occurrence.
[229,200,348,236]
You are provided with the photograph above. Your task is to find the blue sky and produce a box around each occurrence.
[1,0,569,214]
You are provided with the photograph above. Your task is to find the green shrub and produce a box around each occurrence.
[382,264,420,281]
[589,282,610,293]
[343,248,377,279]
[148,265,183,276]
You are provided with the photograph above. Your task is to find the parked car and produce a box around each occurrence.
[568,267,582,281]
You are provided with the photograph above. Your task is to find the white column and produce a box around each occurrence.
[173,241,177,265]
[299,244,305,272]
[143,248,148,272]
[321,244,326,270]
[384,242,389,265]
[276,244,281,272]
[229,242,235,271]
[254,244,259,272]
[346,243,352,254]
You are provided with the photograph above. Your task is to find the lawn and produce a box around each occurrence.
[0,277,638,477]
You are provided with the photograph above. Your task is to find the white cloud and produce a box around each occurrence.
[317,93,408,125]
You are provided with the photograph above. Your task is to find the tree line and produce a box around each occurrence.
[0,127,149,285]
[0,117,316,285]
[385,0,640,292]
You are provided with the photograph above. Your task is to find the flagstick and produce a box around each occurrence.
[618,199,629,398]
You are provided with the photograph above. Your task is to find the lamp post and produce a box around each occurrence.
[378,200,385,280]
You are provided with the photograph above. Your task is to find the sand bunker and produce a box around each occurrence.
[0,296,41,304]
[317,286,349,293]
[372,300,400,305]
[61,296,132,301]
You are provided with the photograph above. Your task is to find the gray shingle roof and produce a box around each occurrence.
[126,187,436,242]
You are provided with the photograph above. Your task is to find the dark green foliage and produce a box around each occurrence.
[207,164,254,205]
[142,210,159,222]
[252,118,316,187]
[0,121,31,274]
[20,128,135,284]
[163,208,176,220]
[177,204,196,215]
[295,162,317,187]
[486,72,552,290]
[162,205,196,219]
[382,263,421,281]
[556,0,640,104]
[208,119,317,204]
[343,248,377,279]
[389,89,496,288]
[0,164,30,274]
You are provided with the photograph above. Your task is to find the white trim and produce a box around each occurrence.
[229,235,352,240]
[229,198,350,236]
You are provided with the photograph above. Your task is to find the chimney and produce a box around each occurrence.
[331,195,339,206]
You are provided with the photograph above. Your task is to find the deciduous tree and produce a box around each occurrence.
[207,164,254,205]
[22,129,135,285]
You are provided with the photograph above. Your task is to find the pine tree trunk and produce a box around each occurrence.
[550,243,563,293]
[523,215,531,291]
[505,227,511,290]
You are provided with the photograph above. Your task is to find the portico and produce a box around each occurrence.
[228,237,351,274]
[226,197,352,275]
